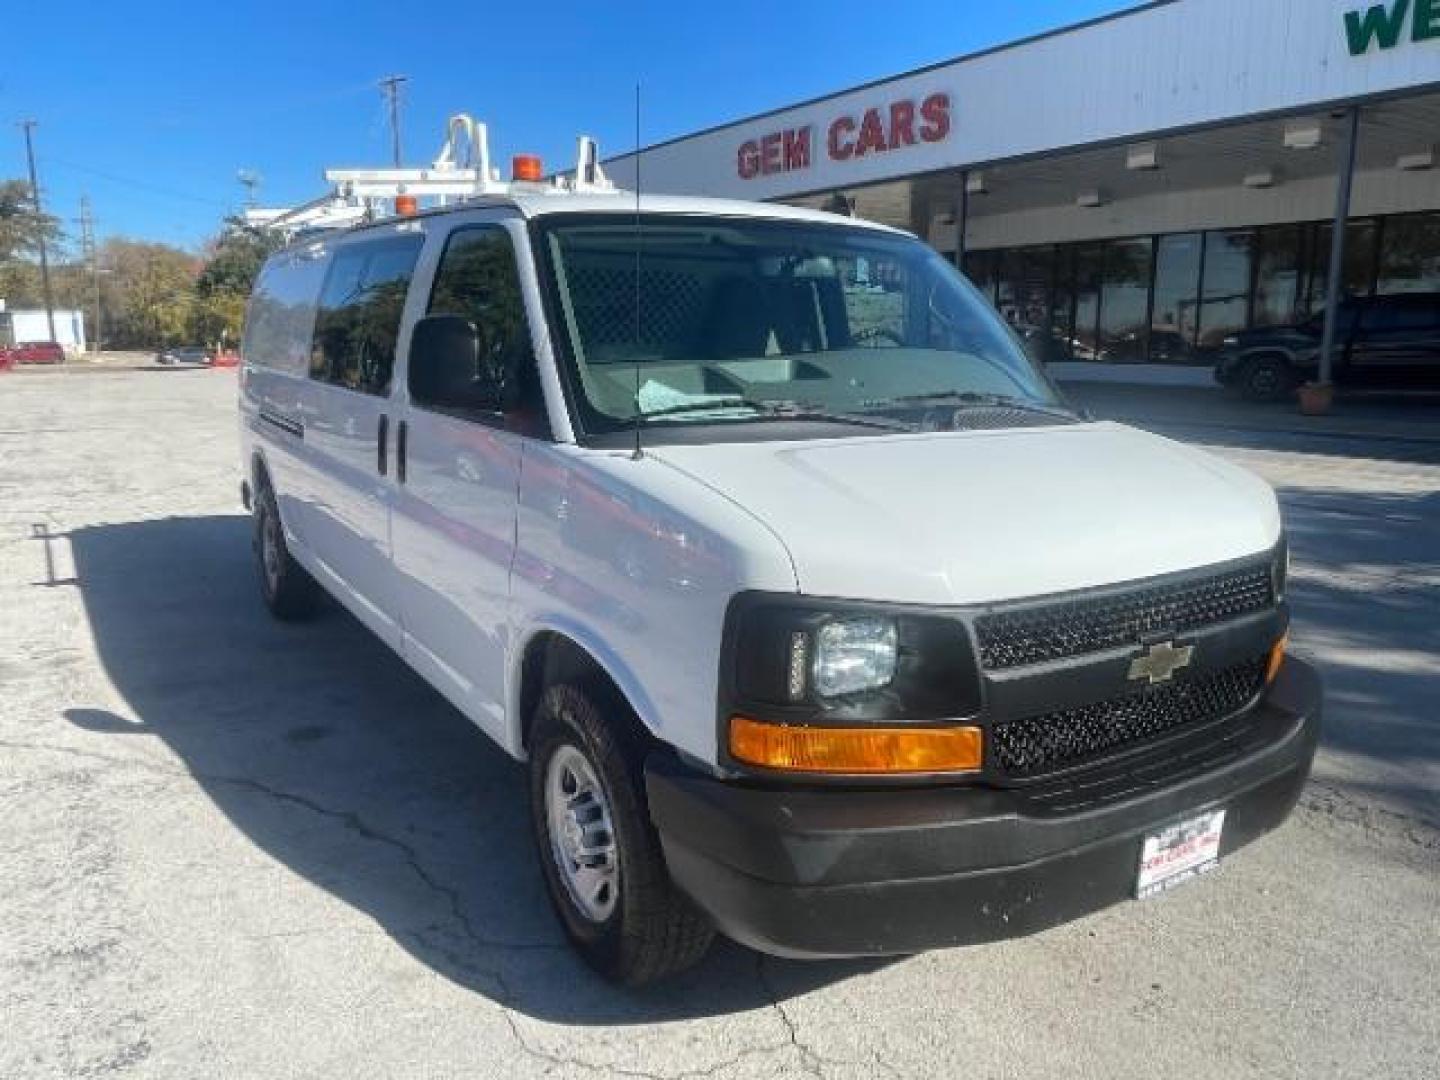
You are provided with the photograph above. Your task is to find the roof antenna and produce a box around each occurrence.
[630,82,645,461]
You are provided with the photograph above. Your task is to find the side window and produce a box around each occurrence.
[310,233,424,395]
[1364,303,1434,333]
[243,251,328,375]
[419,225,543,425]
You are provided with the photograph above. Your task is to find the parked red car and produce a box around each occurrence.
[5,341,66,365]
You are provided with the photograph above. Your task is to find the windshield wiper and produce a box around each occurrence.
[637,397,912,431]
[875,391,1078,419]
[635,397,758,422]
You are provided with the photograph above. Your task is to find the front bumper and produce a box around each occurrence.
[647,659,1321,959]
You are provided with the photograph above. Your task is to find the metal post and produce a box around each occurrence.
[1318,106,1361,388]
[955,170,970,272]
[19,120,58,346]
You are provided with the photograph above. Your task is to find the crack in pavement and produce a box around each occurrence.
[754,955,902,1080]
[1,737,800,1079]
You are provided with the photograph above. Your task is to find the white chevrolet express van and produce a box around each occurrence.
[240,192,1320,985]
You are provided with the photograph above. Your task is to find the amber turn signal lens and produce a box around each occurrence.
[1266,634,1288,684]
[393,194,419,217]
[729,716,982,775]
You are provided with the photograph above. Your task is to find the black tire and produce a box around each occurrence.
[529,682,714,985]
[1241,355,1297,402]
[253,478,321,621]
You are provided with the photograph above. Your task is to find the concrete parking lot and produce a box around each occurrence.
[1,369,1436,1079]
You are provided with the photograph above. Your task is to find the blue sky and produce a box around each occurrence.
[2,0,1126,252]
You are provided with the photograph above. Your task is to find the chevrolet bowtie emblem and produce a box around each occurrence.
[1128,641,1195,685]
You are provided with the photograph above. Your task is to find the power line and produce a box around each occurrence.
[378,74,408,168]
[40,156,230,208]
[18,120,58,345]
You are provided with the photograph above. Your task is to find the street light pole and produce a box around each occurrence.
[19,120,58,346]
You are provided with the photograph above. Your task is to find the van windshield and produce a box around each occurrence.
[534,214,1066,437]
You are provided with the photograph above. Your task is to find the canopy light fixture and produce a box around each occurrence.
[1244,169,1278,189]
[1076,189,1106,208]
[1397,149,1434,171]
[965,171,989,196]
[1283,119,1323,151]
[1126,142,1161,171]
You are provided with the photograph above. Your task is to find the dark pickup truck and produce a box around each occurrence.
[1215,292,1440,401]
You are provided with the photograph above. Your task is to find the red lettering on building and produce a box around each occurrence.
[761,133,782,175]
[737,140,760,180]
[737,126,814,179]
[827,116,856,161]
[919,92,951,143]
[739,94,951,178]
[783,126,811,171]
[888,100,916,147]
[854,108,887,157]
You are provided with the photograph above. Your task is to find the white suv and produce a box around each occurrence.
[240,193,1320,985]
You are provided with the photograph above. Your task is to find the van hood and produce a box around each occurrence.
[648,422,1280,605]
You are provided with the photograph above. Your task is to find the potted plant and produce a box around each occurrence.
[1297,381,1334,416]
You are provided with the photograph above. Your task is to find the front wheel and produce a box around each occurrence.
[1241,356,1297,402]
[529,683,714,985]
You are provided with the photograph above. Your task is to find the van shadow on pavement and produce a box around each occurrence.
[64,515,887,1024]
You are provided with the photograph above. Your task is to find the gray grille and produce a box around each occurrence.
[974,562,1274,670]
[992,655,1268,777]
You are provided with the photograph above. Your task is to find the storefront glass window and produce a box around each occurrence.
[1072,244,1105,361]
[1377,213,1440,294]
[1303,219,1377,313]
[1150,233,1202,363]
[962,251,998,302]
[1098,238,1154,361]
[1198,229,1254,349]
[1047,246,1076,364]
[1253,225,1303,327]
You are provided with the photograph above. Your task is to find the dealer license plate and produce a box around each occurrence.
[1136,809,1225,899]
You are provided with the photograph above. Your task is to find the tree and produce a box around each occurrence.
[0,178,60,263]
[97,238,199,349]
[185,217,282,347]
[196,217,283,298]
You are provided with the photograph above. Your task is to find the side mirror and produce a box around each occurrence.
[409,314,508,413]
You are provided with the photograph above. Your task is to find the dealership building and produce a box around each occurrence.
[608,0,1440,369]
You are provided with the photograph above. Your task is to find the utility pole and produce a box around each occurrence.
[18,120,58,345]
[78,196,102,352]
[378,75,408,167]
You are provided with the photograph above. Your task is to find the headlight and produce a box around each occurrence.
[812,617,898,698]
[1222,336,1240,347]
[725,595,982,720]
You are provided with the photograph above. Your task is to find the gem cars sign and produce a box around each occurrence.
[736,93,952,181]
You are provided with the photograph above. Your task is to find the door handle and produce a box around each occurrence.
[397,420,408,485]
[378,414,389,476]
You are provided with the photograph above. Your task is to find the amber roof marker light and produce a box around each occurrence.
[512,154,544,182]
[729,716,982,775]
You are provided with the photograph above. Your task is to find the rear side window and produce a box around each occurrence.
[310,233,424,395]
[1363,302,1440,333]
[243,250,329,375]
